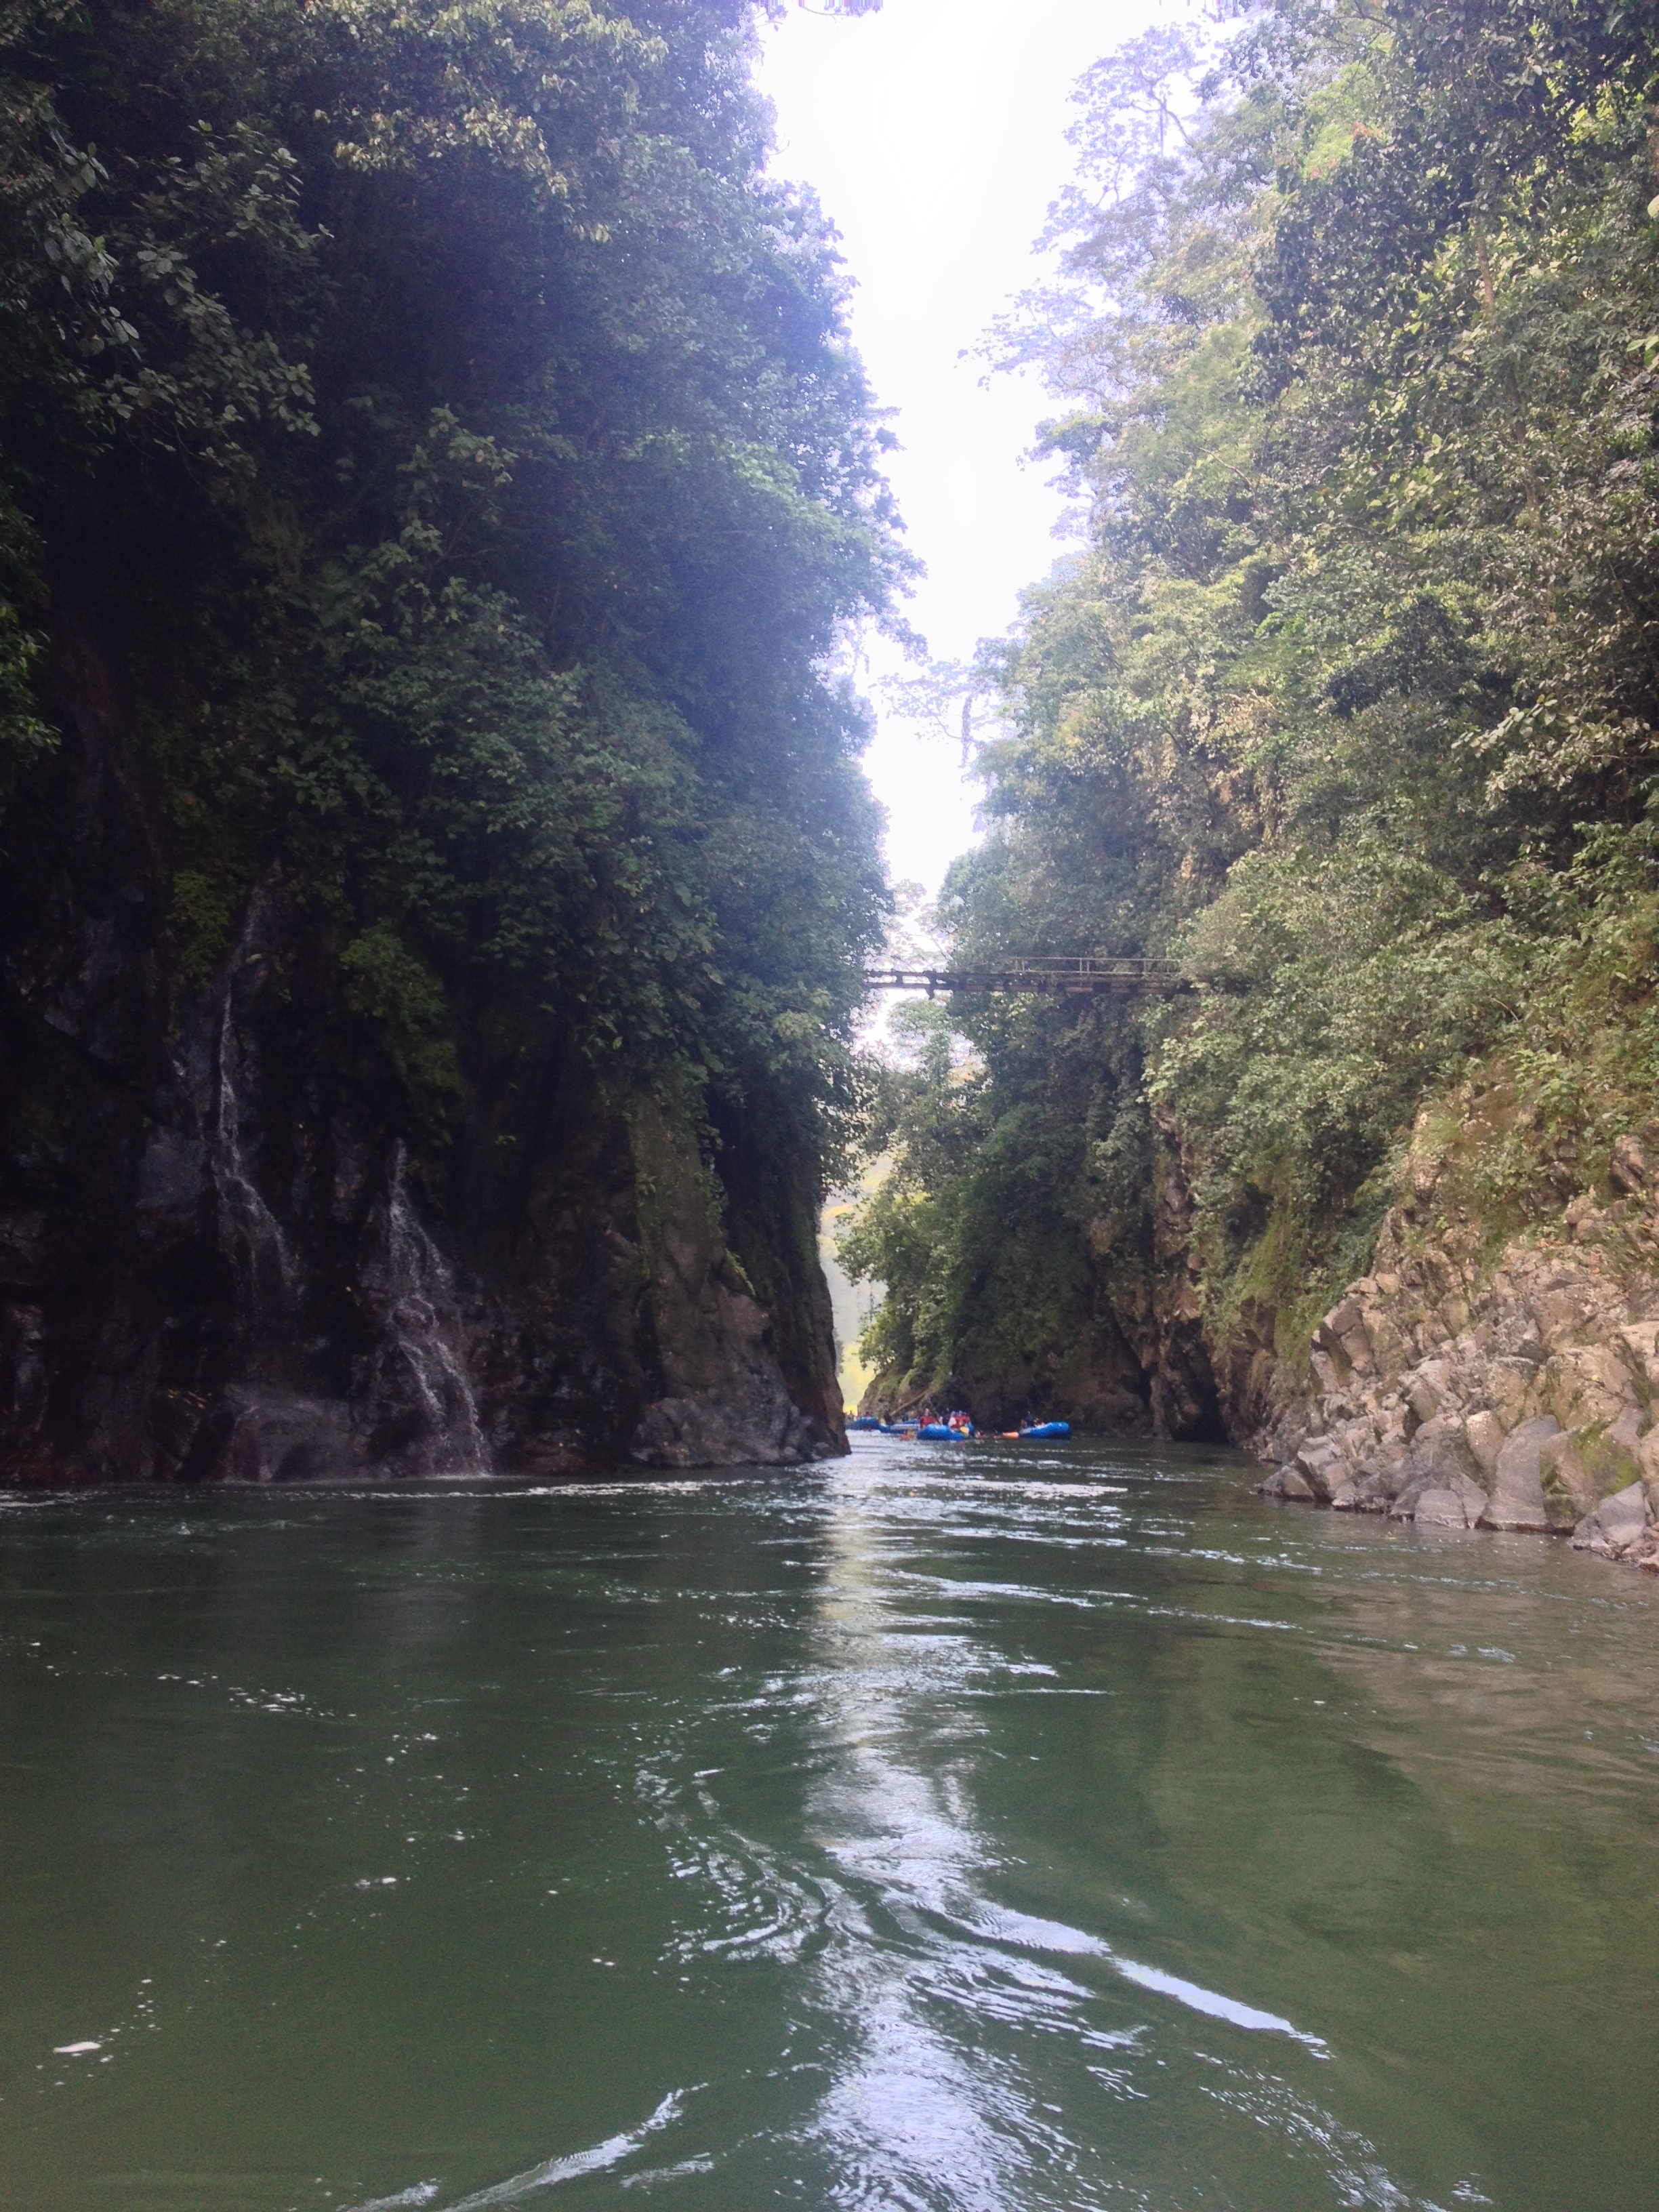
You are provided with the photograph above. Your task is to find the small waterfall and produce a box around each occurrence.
[209,936,295,1348]
[361,1147,488,1475]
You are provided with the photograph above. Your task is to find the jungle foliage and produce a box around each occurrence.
[0,0,901,1184]
[846,0,1659,1412]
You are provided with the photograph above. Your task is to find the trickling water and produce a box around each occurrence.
[209,981,296,1347]
[1,1436,1655,2212]
[360,1149,487,1475]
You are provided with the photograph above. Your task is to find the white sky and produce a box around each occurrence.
[758,0,1161,901]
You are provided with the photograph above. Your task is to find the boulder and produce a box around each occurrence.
[1610,1134,1650,1194]
[1277,1463,1316,1502]
[1463,1408,1505,1475]
[1486,1355,1542,1430]
[1413,1473,1488,1529]
[1405,1375,1439,1425]
[1584,1404,1647,1492]
[1407,1412,1482,1488]
[1332,1412,1382,1458]
[1309,1347,1345,1396]
[1479,1415,1560,1532]
[1353,1442,1412,1497]
[1439,1294,1471,1338]
[1565,1195,1606,1243]
[1537,1431,1597,1530]
[1638,1422,1659,1511]
[1317,1298,1374,1376]
[1542,1346,1634,1435]
[1326,1424,1381,1509]
[1413,1487,1466,1527]
[1571,1481,1652,1558]
[1370,1396,1410,1446]
[1452,1469,1488,1517]
[1362,1307,1412,1372]
[1614,1321,1659,1404]
[1294,1436,1352,1503]
[1339,1473,1396,1513]
[1527,1269,1622,1353]
[1406,1359,1452,1425]
[1536,1409,1647,1529]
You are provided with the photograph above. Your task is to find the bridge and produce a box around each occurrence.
[863,956,1190,998]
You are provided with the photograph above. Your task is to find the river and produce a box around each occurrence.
[1,1435,1654,2212]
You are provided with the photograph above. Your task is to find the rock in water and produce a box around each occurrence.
[1414,1487,1471,1528]
[1479,1418,1561,1533]
[1414,1472,1489,1529]
[1572,1482,1652,1559]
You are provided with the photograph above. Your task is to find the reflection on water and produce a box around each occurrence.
[794,1462,1332,2212]
[0,1438,1655,2211]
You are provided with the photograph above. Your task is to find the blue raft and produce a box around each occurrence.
[861,1418,1070,1441]
[874,1420,972,1439]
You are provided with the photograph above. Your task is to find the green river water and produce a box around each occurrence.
[1,1435,1655,2212]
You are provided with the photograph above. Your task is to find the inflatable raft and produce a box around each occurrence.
[859,1418,1072,1440]
[871,1420,975,1439]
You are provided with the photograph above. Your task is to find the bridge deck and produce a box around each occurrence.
[865,956,1187,998]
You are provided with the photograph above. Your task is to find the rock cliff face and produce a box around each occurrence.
[1254,1124,1659,1573]
[0,641,844,1486]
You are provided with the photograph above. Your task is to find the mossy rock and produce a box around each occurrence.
[1540,1412,1647,1528]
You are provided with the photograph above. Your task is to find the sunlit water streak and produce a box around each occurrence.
[0,1437,1654,2211]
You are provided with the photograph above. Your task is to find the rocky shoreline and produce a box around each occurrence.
[1258,1136,1659,1572]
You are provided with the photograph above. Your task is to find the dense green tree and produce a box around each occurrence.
[0,0,904,1190]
